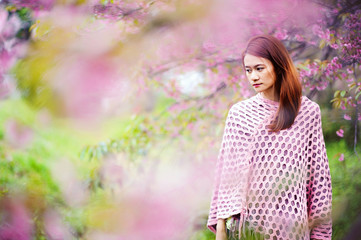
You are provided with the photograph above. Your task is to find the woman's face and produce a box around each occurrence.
[244,54,277,100]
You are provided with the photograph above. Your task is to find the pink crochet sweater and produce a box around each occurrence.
[208,93,332,240]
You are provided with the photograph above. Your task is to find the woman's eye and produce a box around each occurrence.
[257,67,264,71]
[246,69,251,73]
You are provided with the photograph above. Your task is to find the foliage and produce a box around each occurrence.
[0,0,360,239]
[326,140,361,240]
[0,99,98,238]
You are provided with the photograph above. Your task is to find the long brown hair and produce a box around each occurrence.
[242,35,302,132]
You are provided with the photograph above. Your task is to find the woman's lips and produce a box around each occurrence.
[253,83,262,88]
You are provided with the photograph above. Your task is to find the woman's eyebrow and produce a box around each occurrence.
[245,64,266,68]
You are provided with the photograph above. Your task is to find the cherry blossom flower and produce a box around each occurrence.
[43,210,72,239]
[336,128,344,138]
[344,114,351,120]
[50,159,89,207]
[4,119,34,149]
[0,197,32,240]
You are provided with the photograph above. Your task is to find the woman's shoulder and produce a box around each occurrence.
[301,95,321,113]
[228,95,258,113]
[228,94,322,115]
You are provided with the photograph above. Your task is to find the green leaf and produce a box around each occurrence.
[80,147,87,160]
[319,39,326,49]
[211,68,218,73]
[334,90,340,98]
[340,90,346,97]
[331,98,341,108]
[356,85,361,93]
[341,13,349,22]
[297,65,310,71]
[349,82,356,90]
[356,92,361,100]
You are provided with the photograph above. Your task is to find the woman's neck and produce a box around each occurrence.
[261,91,279,102]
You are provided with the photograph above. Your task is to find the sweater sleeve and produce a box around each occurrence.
[307,104,332,239]
[207,103,252,233]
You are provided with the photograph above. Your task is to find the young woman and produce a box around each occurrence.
[207,35,332,240]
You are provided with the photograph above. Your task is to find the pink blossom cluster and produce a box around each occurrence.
[339,10,361,65]
[298,55,357,93]
[4,119,34,149]
[325,57,343,77]
[312,24,331,42]
[0,7,28,98]
[299,61,330,91]
[274,27,288,40]
[339,96,358,110]
[339,153,344,162]
[93,1,146,22]
[336,128,344,137]
[8,0,55,11]
[344,114,351,121]
[309,2,360,66]
[318,5,361,66]
[0,198,32,240]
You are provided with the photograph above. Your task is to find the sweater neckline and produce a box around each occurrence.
[256,93,279,106]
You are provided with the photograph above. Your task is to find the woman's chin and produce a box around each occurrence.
[254,88,264,93]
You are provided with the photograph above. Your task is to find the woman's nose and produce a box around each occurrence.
[250,71,259,81]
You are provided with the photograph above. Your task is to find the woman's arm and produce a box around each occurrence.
[207,102,251,233]
[216,219,227,240]
[307,105,332,239]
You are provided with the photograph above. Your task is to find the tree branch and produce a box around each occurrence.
[353,63,360,160]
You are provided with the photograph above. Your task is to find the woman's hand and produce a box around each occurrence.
[216,219,227,240]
